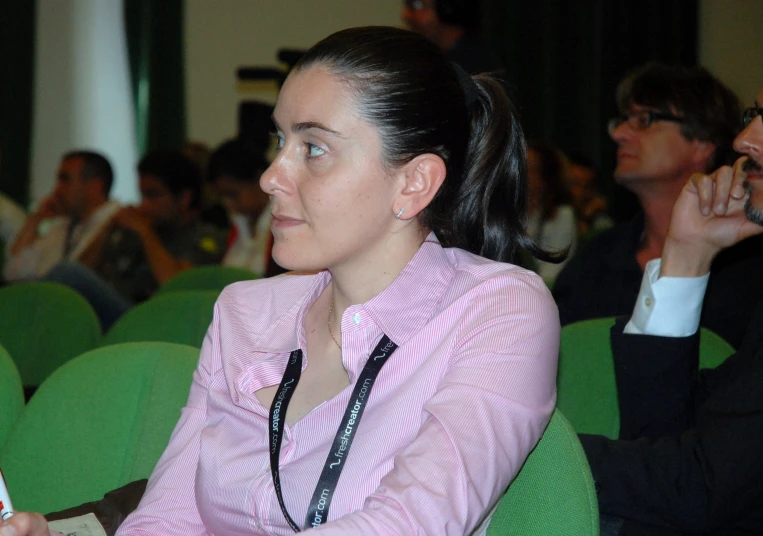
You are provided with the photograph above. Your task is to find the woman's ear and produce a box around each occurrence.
[393,154,447,220]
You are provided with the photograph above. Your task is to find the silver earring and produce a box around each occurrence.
[395,208,405,219]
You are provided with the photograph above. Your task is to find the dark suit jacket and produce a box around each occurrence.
[553,214,763,349]
[580,309,763,535]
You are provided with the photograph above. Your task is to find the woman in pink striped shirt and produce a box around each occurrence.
[8,26,560,536]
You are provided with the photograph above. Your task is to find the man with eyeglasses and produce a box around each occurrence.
[554,63,763,349]
[579,93,763,535]
[401,0,503,75]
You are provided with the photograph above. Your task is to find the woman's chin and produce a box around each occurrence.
[271,249,325,274]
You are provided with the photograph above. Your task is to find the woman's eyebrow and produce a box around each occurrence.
[293,121,346,138]
[271,115,345,138]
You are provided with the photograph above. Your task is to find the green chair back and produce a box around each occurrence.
[0,343,24,447]
[698,328,734,369]
[157,265,257,296]
[0,282,101,387]
[557,317,735,438]
[0,342,199,513]
[557,318,619,438]
[101,291,218,348]
[487,410,599,535]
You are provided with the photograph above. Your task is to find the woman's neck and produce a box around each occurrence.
[327,226,426,321]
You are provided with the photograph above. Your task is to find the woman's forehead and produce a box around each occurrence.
[274,67,357,129]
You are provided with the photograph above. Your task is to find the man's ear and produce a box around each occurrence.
[393,153,447,220]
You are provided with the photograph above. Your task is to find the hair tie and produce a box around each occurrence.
[451,62,479,107]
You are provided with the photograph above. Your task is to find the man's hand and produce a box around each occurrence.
[9,193,66,256]
[662,156,763,277]
[34,194,65,221]
[110,207,152,237]
[0,512,52,536]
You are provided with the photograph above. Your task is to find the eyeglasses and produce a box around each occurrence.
[608,110,684,135]
[403,0,428,10]
[742,107,763,128]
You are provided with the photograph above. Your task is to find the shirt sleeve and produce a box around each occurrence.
[115,304,221,536]
[624,259,709,337]
[3,219,66,281]
[537,205,577,283]
[310,274,559,536]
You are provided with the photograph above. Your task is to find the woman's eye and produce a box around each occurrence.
[306,143,325,158]
[271,132,285,150]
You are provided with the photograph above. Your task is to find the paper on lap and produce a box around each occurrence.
[48,513,107,536]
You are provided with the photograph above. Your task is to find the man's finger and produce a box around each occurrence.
[712,166,734,215]
[690,173,715,215]
[731,156,749,199]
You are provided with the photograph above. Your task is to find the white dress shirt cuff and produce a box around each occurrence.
[624,258,709,337]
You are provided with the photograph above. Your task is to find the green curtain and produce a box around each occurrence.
[0,0,36,207]
[482,0,698,221]
[124,0,186,156]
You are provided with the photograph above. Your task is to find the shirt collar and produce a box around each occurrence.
[253,233,455,352]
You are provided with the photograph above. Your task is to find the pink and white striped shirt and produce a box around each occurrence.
[116,238,559,536]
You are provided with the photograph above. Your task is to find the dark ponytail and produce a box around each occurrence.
[295,26,562,264]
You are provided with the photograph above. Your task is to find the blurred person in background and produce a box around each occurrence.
[566,151,613,236]
[47,150,226,329]
[553,63,763,349]
[401,0,503,75]
[183,140,230,231]
[0,151,27,261]
[526,139,576,284]
[0,192,25,252]
[4,150,119,282]
[208,138,279,277]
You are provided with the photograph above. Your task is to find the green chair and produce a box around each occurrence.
[101,291,218,348]
[157,265,257,296]
[697,328,735,369]
[556,317,735,438]
[0,282,101,388]
[0,343,24,447]
[487,410,599,535]
[0,342,199,513]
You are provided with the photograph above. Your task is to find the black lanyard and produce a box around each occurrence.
[268,334,398,532]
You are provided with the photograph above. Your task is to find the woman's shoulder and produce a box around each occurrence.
[447,248,554,305]
[216,271,322,323]
[444,249,560,346]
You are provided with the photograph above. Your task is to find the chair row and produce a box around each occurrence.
[0,276,736,440]
[0,266,258,390]
[0,341,598,534]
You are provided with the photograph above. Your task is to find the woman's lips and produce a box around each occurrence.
[271,213,304,229]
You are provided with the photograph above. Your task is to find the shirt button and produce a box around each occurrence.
[644,297,652,307]
[353,313,361,325]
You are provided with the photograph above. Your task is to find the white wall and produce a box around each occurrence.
[32,0,139,206]
[185,0,402,149]
[699,0,763,104]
